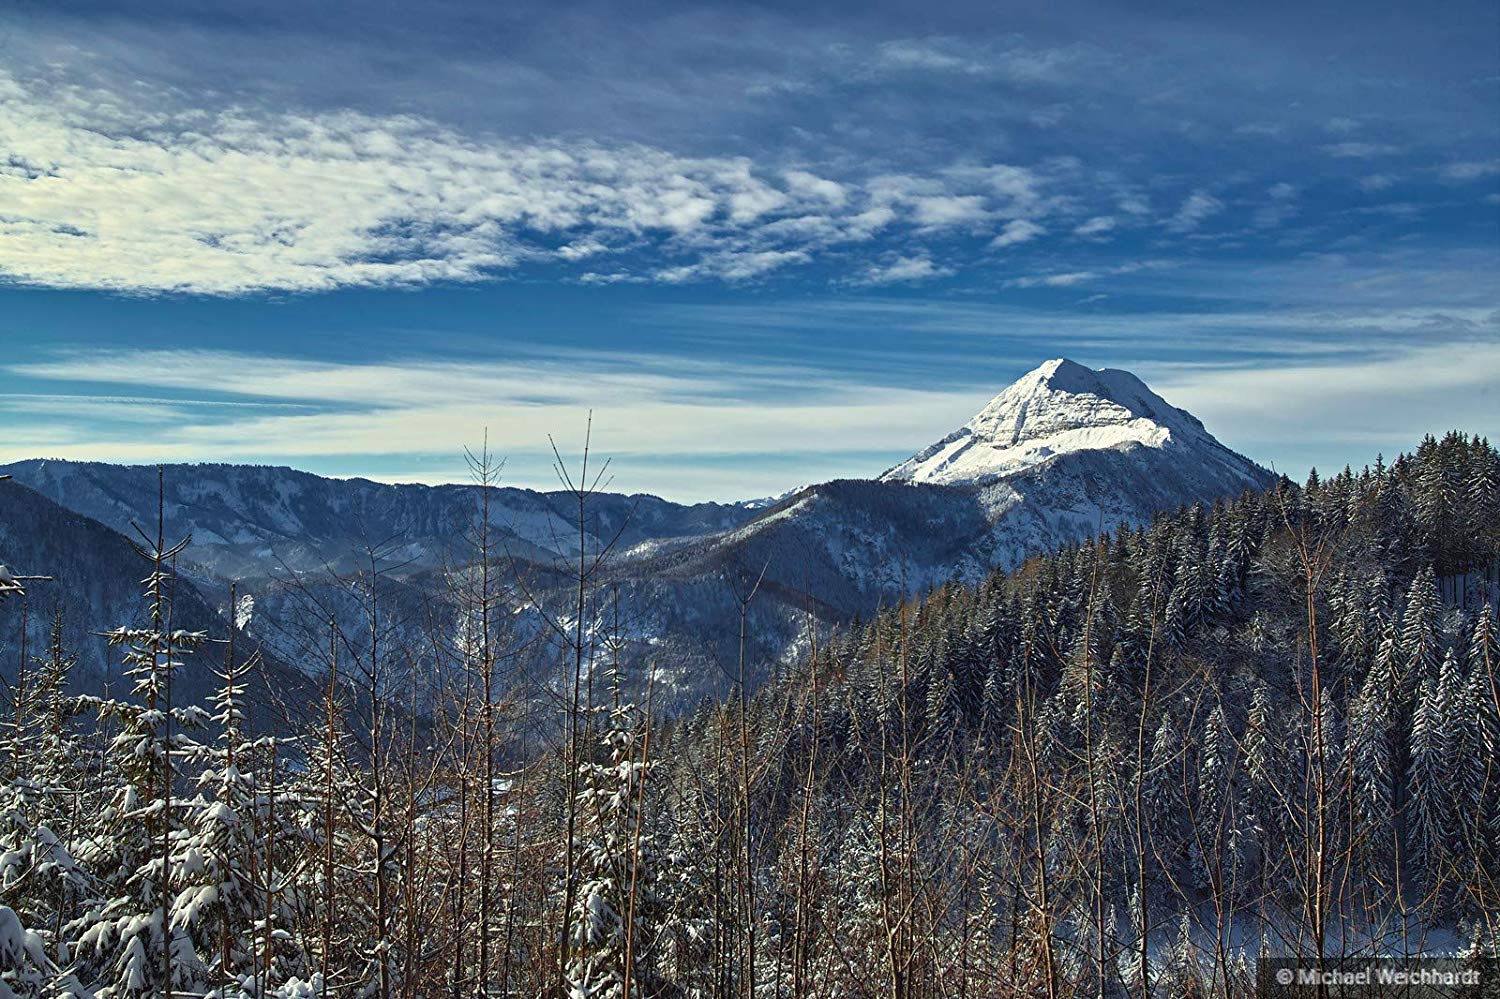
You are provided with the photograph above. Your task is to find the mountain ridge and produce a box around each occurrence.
[1,360,1275,707]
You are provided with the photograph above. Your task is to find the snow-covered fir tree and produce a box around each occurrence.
[71,501,209,997]
[564,674,657,999]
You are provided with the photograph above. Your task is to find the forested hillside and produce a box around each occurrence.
[0,432,1495,997]
[705,429,1499,996]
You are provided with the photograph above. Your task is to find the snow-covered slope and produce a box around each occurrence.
[883,357,1261,487]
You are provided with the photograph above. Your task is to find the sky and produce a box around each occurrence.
[0,0,1496,501]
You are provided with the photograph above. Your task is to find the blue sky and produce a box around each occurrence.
[0,0,1496,500]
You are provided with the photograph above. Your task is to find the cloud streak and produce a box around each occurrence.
[1148,341,1500,467]
[0,347,990,497]
[7,327,1492,500]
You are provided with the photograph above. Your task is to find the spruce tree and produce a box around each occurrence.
[71,479,209,997]
[564,677,656,999]
[1409,671,1451,880]
[1401,567,1443,689]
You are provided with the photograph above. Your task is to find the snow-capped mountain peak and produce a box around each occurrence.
[881,358,1239,486]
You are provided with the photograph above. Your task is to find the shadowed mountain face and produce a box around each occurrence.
[0,478,318,728]
[1,360,1271,711]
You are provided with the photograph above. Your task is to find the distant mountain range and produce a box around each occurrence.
[0,359,1272,711]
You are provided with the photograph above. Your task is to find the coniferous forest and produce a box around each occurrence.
[0,430,1497,998]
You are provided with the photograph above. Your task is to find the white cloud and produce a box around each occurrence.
[1166,191,1224,233]
[853,254,954,285]
[557,240,609,260]
[0,71,1061,295]
[1357,174,1398,192]
[783,169,847,206]
[1073,215,1116,237]
[655,249,811,283]
[989,219,1045,248]
[910,195,991,227]
[945,164,1046,215]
